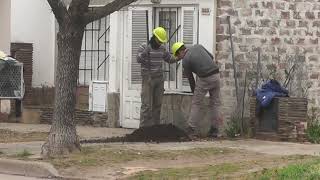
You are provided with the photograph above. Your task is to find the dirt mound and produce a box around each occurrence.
[125,124,191,143]
[80,124,191,144]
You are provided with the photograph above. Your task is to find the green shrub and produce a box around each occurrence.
[306,124,320,144]
[306,107,320,144]
[224,116,241,138]
[16,149,33,158]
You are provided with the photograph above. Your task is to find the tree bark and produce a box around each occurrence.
[42,24,84,157]
[43,0,137,157]
[84,0,137,24]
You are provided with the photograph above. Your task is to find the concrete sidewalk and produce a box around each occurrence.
[0,123,134,179]
[0,174,50,180]
[0,123,134,156]
[1,123,320,157]
[0,123,134,139]
[1,123,320,179]
[0,159,59,179]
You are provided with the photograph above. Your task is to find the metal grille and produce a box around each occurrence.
[0,62,23,98]
[156,7,180,89]
[79,13,110,86]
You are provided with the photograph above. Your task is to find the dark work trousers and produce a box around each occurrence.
[188,73,222,129]
[140,74,164,127]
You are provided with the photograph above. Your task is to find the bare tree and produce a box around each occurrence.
[42,0,137,157]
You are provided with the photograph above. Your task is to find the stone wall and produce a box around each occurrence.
[29,87,55,106]
[39,93,120,128]
[216,0,320,116]
[250,97,308,142]
[11,43,33,105]
[40,107,110,127]
[107,93,120,127]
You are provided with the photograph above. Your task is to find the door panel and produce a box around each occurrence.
[121,7,152,129]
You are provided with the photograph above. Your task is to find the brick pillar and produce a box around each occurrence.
[11,43,33,105]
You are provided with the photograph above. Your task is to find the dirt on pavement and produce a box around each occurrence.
[125,124,190,142]
[80,124,191,144]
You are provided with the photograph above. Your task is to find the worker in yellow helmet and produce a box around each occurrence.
[172,42,222,139]
[137,27,177,127]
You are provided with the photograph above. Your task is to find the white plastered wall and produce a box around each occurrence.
[11,0,56,87]
[0,0,11,54]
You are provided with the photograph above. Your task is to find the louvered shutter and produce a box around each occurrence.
[131,10,149,85]
[182,7,197,87]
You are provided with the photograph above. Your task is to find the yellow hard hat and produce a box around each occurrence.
[171,42,185,57]
[153,27,168,43]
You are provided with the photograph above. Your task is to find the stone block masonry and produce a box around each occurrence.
[40,107,110,127]
[250,97,308,142]
[216,0,320,116]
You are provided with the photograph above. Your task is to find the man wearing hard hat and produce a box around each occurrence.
[172,42,222,138]
[137,27,177,127]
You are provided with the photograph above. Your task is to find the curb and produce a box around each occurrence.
[0,158,60,178]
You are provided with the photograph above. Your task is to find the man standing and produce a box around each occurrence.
[171,42,222,137]
[137,27,176,127]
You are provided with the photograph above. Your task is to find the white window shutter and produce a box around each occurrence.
[130,8,152,85]
[182,7,198,87]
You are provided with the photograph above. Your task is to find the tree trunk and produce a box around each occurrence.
[42,25,84,157]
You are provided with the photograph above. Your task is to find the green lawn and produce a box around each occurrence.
[128,163,240,180]
[246,159,320,180]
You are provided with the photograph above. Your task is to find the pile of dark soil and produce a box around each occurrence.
[125,124,191,142]
[80,124,191,144]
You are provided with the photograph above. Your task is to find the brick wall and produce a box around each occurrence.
[216,0,320,116]
[40,107,111,127]
[11,43,33,105]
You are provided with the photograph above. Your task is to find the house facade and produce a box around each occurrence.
[4,0,319,130]
[11,0,56,88]
[0,0,11,54]
[216,0,320,114]
[107,0,217,128]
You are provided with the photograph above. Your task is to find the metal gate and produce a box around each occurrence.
[79,14,110,86]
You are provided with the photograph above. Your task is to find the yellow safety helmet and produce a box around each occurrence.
[171,42,185,57]
[153,27,168,43]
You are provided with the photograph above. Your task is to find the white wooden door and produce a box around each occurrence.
[121,7,152,129]
[120,6,198,129]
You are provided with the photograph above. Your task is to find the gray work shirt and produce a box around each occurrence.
[137,43,176,76]
[182,44,219,77]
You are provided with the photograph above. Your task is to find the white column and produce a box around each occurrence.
[0,0,11,54]
[108,12,120,93]
[198,0,215,54]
